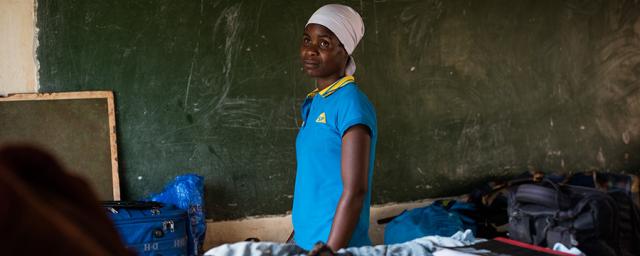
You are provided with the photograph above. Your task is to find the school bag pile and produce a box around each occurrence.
[472,171,640,255]
[386,171,640,255]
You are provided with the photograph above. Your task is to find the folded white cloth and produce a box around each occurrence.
[552,243,584,255]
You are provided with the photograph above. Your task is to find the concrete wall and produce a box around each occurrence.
[0,0,37,95]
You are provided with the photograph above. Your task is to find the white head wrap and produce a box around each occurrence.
[306,4,364,75]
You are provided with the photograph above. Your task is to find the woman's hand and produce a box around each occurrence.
[307,242,336,256]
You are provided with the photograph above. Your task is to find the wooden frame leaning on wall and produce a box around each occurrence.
[0,91,120,200]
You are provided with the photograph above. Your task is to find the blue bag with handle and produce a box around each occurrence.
[384,200,476,244]
[104,201,189,256]
[148,174,206,256]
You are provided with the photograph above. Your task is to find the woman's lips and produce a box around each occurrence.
[303,60,319,69]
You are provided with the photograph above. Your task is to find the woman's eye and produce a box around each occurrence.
[320,41,329,48]
[303,38,310,45]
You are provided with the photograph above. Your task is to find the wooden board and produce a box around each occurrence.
[0,91,120,200]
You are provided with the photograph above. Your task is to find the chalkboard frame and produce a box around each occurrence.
[0,91,120,200]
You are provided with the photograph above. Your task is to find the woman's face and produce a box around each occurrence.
[300,24,348,79]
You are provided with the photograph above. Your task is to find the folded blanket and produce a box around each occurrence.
[205,229,481,256]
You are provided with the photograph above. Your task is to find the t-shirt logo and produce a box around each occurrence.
[315,112,326,124]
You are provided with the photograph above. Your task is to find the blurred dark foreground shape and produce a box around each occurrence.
[0,145,132,255]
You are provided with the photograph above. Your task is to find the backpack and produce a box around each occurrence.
[467,175,542,239]
[507,179,640,256]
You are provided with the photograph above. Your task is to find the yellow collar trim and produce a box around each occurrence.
[306,76,355,98]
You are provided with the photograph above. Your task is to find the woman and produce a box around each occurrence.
[292,4,378,251]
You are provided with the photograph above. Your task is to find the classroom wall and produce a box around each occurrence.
[35,0,640,223]
[7,0,640,249]
[0,0,38,95]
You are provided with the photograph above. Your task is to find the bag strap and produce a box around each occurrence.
[476,176,541,205]
[101,201,163,209]
[515,179,571,210]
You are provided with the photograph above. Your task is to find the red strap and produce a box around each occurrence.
[493,237,577,256]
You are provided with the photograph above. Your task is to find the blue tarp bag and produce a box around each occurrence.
[384,200,476,244]
[148,174,206,256]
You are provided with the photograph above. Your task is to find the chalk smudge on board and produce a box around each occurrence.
[593,2,640,144]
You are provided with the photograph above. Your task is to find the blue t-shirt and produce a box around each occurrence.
[292,76,377,250]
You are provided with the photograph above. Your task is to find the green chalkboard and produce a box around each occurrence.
[37,0,640,220]
[0,92,120,200]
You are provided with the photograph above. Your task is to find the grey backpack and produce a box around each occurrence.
[507,179,640,256]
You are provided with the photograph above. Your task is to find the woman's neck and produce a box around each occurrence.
[315,74,344,91]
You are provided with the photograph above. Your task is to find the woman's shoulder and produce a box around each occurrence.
[335,83,373,104]
[333,82,365,98]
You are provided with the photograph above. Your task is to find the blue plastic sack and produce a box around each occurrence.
[384,200,476,244]
[148,174,205,256]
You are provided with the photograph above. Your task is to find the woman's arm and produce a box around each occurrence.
[326,124,371,251]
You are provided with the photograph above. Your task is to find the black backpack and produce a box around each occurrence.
[507,179,640,256]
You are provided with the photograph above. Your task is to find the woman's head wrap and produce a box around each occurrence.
[306,4,364,75]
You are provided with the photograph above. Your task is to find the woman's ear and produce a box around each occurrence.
[340,45,349,65]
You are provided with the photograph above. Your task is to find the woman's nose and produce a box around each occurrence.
[303,44,319,56]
